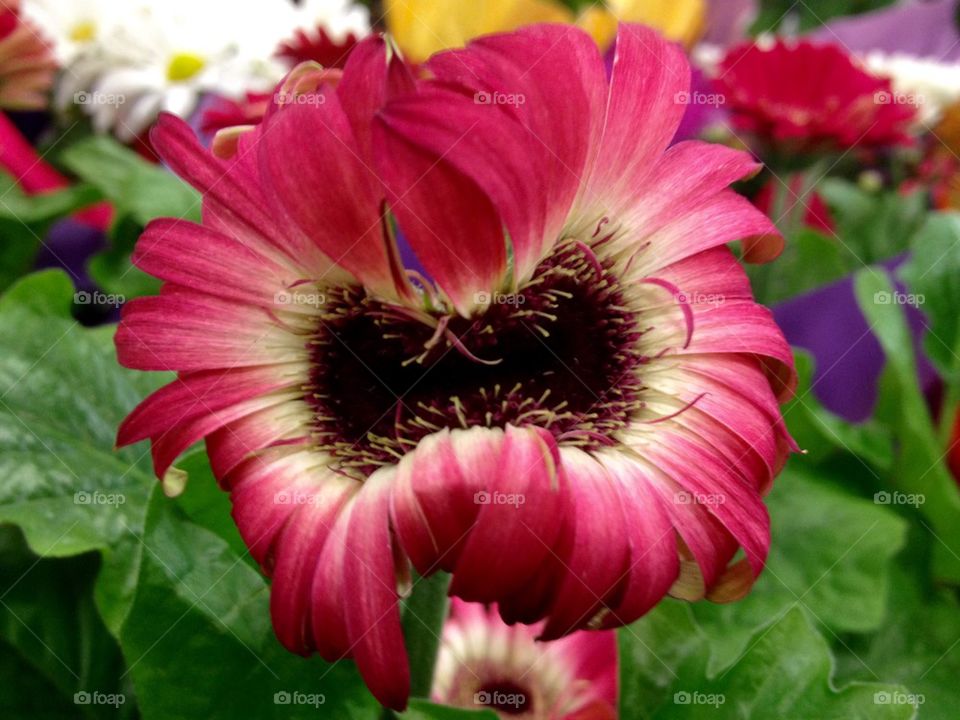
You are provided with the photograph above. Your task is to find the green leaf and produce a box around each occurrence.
[0,526,132,719]
[169,450,252,565]
[854,269,960,583]
[620,605,915,720]
[398,700,497,719]
[900,212,960,379]
[0,274,166,634]
[0,299,161,559]
[834,561,960,720]
[690,463,907,673]
[784,350,893,469]
[88,214,161,301]
[0,269,75,319]
[820,180,927,265]
[60,136,200,225]
[0,172,103,291]
[748,228,848,304]
[118,485,380,720]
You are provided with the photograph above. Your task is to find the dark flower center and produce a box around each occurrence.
[306,241,647,478]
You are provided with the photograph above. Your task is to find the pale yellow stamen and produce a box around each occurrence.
[69,21,97,43]
[166,52,206,83]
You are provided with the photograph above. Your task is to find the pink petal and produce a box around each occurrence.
[540,447,630,639]
[115,293,305,371]
[342,469,410,710]
[337,34,415,165]
[580,24,689,215]
[390,428,491,575]
[257,90,404,301]
[131,219,298,309]
[449,425,568,602]
[270,480,353,653]
[373,114,509,316]
[597,453,679,626]
[423,24,606,281]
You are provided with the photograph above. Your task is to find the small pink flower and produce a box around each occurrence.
[434,600,617,719]
[117,24,796,710]
[0,0,56,111]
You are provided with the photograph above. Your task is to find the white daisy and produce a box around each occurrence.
[864,51,960,125]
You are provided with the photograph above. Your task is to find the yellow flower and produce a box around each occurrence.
[606,0,706,48]
[386,0,706,63]
[385,0,573,62]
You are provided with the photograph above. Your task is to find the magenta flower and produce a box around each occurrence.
[116,24,796,710]
[433,600,617,718]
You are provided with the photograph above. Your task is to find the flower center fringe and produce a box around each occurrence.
[306,240,648,478]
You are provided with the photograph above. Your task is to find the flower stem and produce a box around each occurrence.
[379,572,450,719]
[403,571,451,699]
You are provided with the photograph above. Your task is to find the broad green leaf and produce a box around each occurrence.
[619,600,710,716]
[691,463,907,672]
[59,136,200,225]
[0,297,161,558]
[171,450,250,564]
[0,272,165,633]
[0,526,132,719]
[118,486,380,720]
[834,561,960,720]
[620,605,915,720]
[0,269,75,318]
[0,636,82,720]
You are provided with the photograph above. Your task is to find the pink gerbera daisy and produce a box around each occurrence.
[717,39,915,152]
[433,600,617,719]
[116,24,796,710]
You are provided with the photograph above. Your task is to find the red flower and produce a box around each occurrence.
[117,26,796,710]
[717,39,915,152]
[277,24,361,70]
